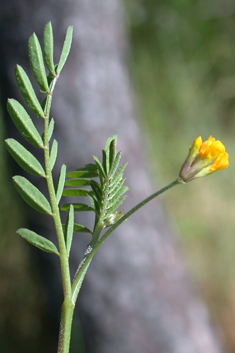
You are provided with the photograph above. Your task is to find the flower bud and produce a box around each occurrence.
[179,136,229,183]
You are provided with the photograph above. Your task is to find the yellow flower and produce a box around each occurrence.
[179,136,229,183]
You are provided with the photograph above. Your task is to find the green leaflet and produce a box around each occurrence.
[48,118,55,141]
[17,228,59,255]
[108,186,129,209]
[89,195,101,215]
[90,180,103,203]
[65,178,91,187]
[61,203,94,212]
[109,139,116,172]
[64,204,74,255]
[13,176,52,215]
[66,164,98,178]
[62,222,92,235]
[56,26,73,74]
[5,139,46,177]
[109,163,127,187]
[110,151,122,177]
[29,33,49,92]
[106,195,127,215]
[62,188,94,197]
[15,65,45,118]
[56,164,66,204]
[104,135,117,174]
[50,139,58,170]
[102,149,108,175]
[7,99,44,148]
[93,155,106,179]
[67,170,98,178]
[43,22,56,75]
[74,224,92,234]
[41,118,54,143]
[109,177,125,195]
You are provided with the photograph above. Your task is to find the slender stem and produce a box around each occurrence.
[44,76,71,298]
[99,178,181,246]
[70,222,103,305]
[43,76,73,353]
[89,222,103,248]
[71,178,181,305]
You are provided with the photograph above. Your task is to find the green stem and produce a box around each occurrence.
[43,76,73,353]
[90,222,104,248]
[99,178,181,246]
[71,178,181,305]
[57,299,75,353]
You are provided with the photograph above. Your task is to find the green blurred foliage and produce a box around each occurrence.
[125,0,235,350]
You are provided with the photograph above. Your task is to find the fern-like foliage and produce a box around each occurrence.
[62,136,129,233]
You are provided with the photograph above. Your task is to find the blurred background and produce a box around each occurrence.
[126,0,235,350]
[0,0,235,352]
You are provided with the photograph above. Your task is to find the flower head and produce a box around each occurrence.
[179,136,229,183]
